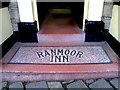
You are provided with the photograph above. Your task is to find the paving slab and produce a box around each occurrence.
[84,79,95,85]
[47,82,64,90]
[67,80,89,90]
[26,81,48,90]
[0,82,7,89]
[1,88,7,90]
[110,78,120,89]
[89,79,113,89]
[9,82,24,90]
[62,80,74,84]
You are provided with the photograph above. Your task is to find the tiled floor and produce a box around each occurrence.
[9,46,111,64]
[39,15,81,34]
[37,15,85,44]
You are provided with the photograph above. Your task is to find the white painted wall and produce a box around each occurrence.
[17,0,34,22]
[88,0,104,21]
[32,0,39,30]
[109,5,120,42]
[0,7,13,45]
[83,0,89,30]
[118,6,120,42]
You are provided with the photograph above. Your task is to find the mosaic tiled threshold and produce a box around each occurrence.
[1,42,120,81]
[9,46,111,64]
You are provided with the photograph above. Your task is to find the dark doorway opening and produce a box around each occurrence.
[37,2,84,29]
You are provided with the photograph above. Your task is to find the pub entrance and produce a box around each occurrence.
[37,2,84,29]
[1,1,119,82]
[36,2,85,44]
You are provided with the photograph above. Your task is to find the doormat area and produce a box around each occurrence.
[9,46,111,64]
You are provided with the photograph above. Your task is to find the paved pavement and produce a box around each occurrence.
[1,77,119,90]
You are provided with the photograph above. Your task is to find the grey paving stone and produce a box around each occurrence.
[110,78,120,89]
[26,81,48,90]
[9,82,24,90]
[47,82,64,90]
[89,79,113,89]
[1,88,7,90]
[84,79,95,85]
[62,80,74,84]
[67,80,89,90]
[0,82,7,89]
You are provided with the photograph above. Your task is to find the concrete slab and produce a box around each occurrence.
[89,79,113,89]
[26,81,48,89]
[67,80,89,89]
[110,78,120,89]
[9,82,24,90]
[0,82,7,89]
[47,82,63,89]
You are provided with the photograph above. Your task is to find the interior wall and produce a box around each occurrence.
[109,5,120,42]
[0,7,13,45]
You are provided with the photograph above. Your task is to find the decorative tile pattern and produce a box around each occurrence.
[9,46,111,64]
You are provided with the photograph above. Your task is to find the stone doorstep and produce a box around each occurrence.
[2,70,119,82]
[1,55,119,81]
[1,42,120,81]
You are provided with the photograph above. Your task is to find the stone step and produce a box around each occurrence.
[1,42,119,81]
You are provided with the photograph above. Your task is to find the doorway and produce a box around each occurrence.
[37,2,84,29]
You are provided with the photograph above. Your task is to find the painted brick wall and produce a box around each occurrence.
[8,1,20,31]
[102,1,113,29]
